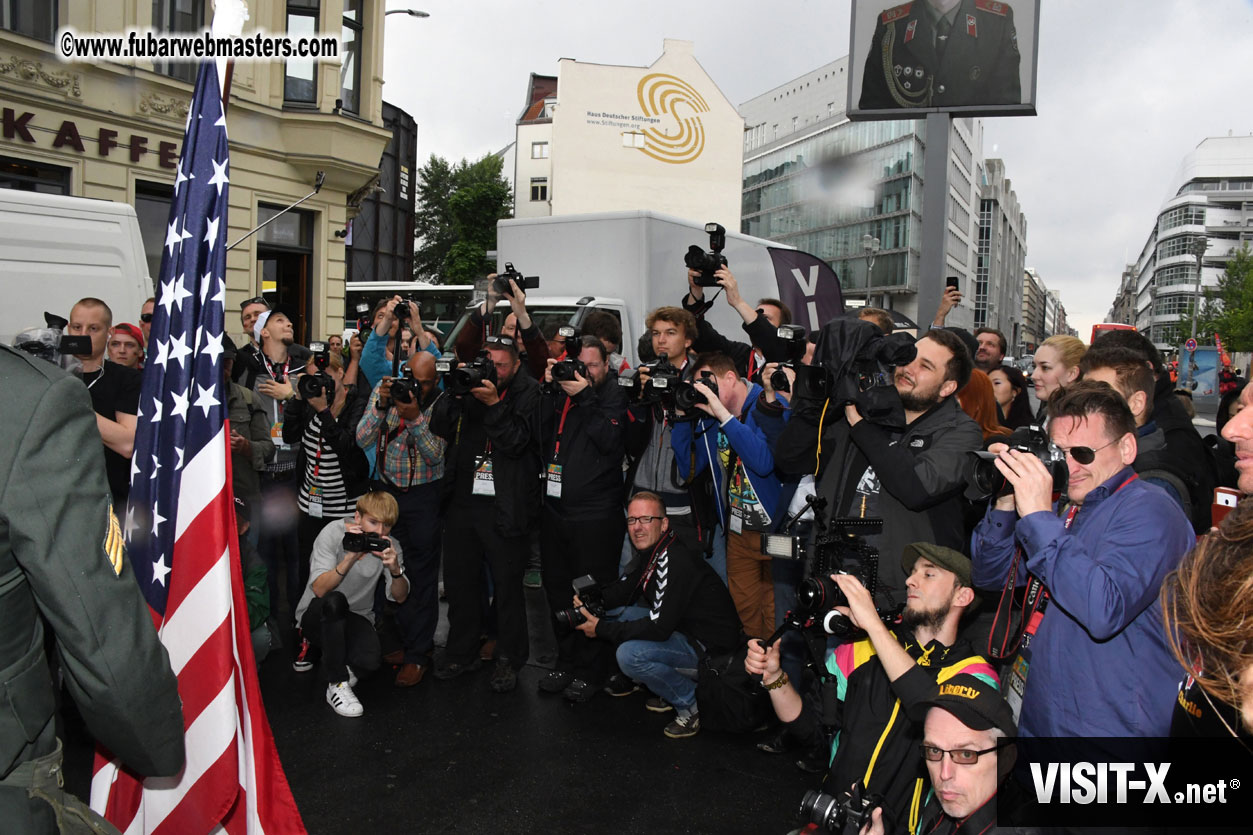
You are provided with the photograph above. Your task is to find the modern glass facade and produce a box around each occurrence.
[741,119,925,295]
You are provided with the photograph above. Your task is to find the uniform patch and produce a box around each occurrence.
[104,502,125,576]
[967,13,978,37]
[881,2,913,25]
[904,18,918,43]
[974,0,1009,15]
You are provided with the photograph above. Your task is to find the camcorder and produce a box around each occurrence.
[769,325,809,394]
[492,262,540,297]
[342,531,389,553]
[297,342,335,401]
[554,575,605,630]
[791,318,918,428]
[684,222,728,287]
[798,783,885,835]
[437,350,497,396]
[14,313,84,372]
[966,425,1068,500]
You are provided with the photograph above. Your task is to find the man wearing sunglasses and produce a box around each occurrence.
[138,296,155,345]
[231,295,270,389]
[972,381,1194,738]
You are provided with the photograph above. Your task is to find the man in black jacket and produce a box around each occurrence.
[536,337,629,702]
[681,266,791,380]
[769,327,983,609]
[574,492,742,738]
[430,335,542,693]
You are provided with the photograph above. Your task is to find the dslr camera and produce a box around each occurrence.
[297,342,335,401]
[798,783,884,835]
[393,297,416,322]
[966,425,1068,500]
[437,350,498,396]
[554,575,606,630]
[390,364,422,405]
[684,222,728,287]
[492,262,540,297]
[551,358,588,383]
[618,354,688,408]
[343,531,389,553]
[673,372,719,412]
[769,325,809,394]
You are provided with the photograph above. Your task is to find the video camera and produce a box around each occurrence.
[492,262,540,297]
[437,350,497,396]
[13,312,83,373]
[792,318,918,427]
[684,222,728,287]
[798,782,884,835]
[769,325,808,394]
[297,342,335,401]
[553,575,606,631]
[343,531,389,553]
[966,425,1067,500]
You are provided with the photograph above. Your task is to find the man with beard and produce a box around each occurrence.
[746,543,996,835]
[773,328,983,609]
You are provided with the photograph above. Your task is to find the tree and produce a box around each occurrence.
[413,153,511,283]
[1201,244,1253,352]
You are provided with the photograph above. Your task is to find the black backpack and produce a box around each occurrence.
[694,645,772,733]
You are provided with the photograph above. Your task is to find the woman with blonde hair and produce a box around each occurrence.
[1031,334,1085,422]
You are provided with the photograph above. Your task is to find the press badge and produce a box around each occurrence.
[271,420,289,452]
[307,486,323,518]
[472,457,496,496]
[546,462,563,498]
[729,510,743,535]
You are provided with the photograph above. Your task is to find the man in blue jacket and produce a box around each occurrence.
[972,381,1194,737]
[671,352,782,640]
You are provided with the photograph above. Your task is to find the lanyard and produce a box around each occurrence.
[636,532,674,595]
[551,397,573,459]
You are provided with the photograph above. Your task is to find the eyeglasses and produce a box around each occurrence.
[625,515,662,526]
[1058,437,1119,465]
[139,312,153,323]
[239,296,268,310]
[920,744,999,765]
[485,335,516,347]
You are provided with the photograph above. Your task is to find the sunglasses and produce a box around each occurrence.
[920,744,999,765]
[140,313,153,323]
[485,334,516,347]
[239,296,268,310]
[1057,437,1119,465]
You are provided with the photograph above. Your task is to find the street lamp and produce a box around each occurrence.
[1183,236,1208,392]
[862,233,880,303]
[385,8,430,17]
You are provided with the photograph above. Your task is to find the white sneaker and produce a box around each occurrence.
[326,681,363,717]
[347,667,358,688]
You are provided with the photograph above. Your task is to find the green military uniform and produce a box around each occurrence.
[0,345,184,834]
[859,0,1021,110]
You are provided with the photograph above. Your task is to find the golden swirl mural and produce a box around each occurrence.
[635,73,709,165]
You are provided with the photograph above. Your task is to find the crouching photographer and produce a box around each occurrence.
[745,544,996,834]
[573,492,741,738]
[292,492,409,717]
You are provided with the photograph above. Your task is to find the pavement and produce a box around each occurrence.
[62,583,815,834]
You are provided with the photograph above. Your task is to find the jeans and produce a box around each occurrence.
[616,631,701,715]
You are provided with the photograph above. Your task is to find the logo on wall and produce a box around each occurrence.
[635,73,709,165]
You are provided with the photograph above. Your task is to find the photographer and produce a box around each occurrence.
[293,492,409,718]
[232,295,269,388]
[429,335,543,693]
[771,327,983,608]
[971,381,1194,737]
[537,337,629,701]
[670,352,783,640]
[575,492,741,738]
[454,274,550,380]
[222,336,275,542]
[682,265,791,380]
[354,352,447,687]
[745,544,994,835]
[360,295,440,394]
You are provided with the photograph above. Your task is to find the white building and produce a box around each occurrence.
[510,40,744,226]
[1126,136,1253,349]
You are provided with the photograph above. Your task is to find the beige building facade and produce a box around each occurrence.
[0,0,391,345]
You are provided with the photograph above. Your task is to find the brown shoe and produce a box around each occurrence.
[382,650,405,666]
[479,638,497,662]
[395,663,425,687]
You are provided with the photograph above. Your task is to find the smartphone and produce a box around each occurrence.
[945,276,960,292]
[1212,487,1240,527]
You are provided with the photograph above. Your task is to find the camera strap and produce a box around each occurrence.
[551,397,573,459]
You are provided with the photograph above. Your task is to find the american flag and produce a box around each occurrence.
[90,62,304,834]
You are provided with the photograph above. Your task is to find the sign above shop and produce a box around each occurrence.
[2,106,179,169]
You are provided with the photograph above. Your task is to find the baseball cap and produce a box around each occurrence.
[112,323,145,349]
[901,542,974,589]
[917,674,1016,736]
[253,309,273,342]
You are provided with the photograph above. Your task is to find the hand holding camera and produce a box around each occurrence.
[688,377,726,420]
[991,445,1058,518]
[743,636,782,681]
[470,377,501,407]
[683,222,728,288]
[762,362,796,403]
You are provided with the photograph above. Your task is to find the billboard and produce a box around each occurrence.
[847,0,1040,119]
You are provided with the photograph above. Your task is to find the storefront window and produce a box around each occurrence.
[135,181,174,281]
[286,0,320,104]
[0,155,70,193]
[1,0,56,41]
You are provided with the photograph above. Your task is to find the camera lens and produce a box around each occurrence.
[799,791,842,829]
[796,576,845,613]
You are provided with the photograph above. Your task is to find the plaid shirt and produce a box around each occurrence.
[356,383,447,490]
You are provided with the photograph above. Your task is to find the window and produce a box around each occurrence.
[1,0,56,41]
[1158,204,1206,233]
[340,0,362,114]
[531,141,550,159]
[1157,235,1204,260]
[152,0,205,83]
[285,0,319,104]
[622,132,645,149]
[135,181,175,281]
[530,177,548,202]
[0,155,70,193]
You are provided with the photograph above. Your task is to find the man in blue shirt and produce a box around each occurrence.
[972,381,1194,737]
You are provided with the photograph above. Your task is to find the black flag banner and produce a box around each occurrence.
[767,247,845,334]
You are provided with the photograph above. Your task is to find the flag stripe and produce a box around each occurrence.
[173,617,235,730]
[175,427,228,541]
[161,548,231,675]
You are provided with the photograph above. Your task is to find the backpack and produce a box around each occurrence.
[694,644,772,733]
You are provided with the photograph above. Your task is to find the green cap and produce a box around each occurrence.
[901,542,975,590]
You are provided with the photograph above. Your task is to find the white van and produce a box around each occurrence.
[0,191,152,346]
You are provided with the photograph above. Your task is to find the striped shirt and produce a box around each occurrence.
[355,382,447,490]
[297,413,359,518]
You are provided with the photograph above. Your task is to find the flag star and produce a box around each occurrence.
[208,158,229,195]
[150,453,162,479]
[203,330,225,365]
[168,333,193,368]
[152,554,171,587]
[124,504,140,539]
[170,388,190,420]
[169,274,193,314]
[149,396,164,424]
[210,276,225,304]
[158,276,177,316]
[175,446,185,470]
[152,507,167,537]
[164,219,192,255]
[214,112,226,129]
[130,454,141,481]
[193,384,220,417]
[204,216,220,252]
[174,164,193,196]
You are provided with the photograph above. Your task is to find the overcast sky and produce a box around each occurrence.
[380,0,1253,340]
